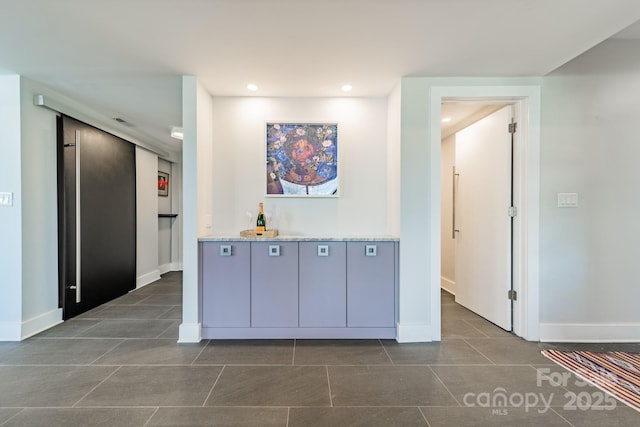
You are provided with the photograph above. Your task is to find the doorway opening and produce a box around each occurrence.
[441,101,515,333]
[428,86,541,342]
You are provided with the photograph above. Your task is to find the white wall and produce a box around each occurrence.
[19,78,62,337]
[539,39,640,341]
[158,158,172,273]
[208,97,390,236]
[440,133,455,294]
[179,76,214,343]
[386,84,401,237]
[136,146,161,287]
[0,76,24,340]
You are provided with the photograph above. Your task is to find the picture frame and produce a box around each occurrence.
[266,122,339,197]
[158,171,169,197]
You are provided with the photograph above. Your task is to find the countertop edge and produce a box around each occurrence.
[198,235,400,242]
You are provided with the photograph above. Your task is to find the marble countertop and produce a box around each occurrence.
[198,235,399,242]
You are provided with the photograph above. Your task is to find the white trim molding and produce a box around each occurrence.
[1,308,64,341]
[396,322,433,343]
[540,323,640,342]
[178,322,202,343]
[429,82,541,343]
[136,269,162,289]
[440,277,455,295]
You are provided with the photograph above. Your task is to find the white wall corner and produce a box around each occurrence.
[0,322,22,341]
[396,322,432,343]
[158,263,172,275]
[20,308,63,340]
[178,322,202,343]
[136,269,162,289]
[441,277,455,295]
[539,323,640,343]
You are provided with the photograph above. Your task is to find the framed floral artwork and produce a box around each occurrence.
[266,123,338,196]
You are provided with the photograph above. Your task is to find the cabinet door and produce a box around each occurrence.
[251,242,298,327]
[299,242,347,328]
[347,242,395,327]
[201,242,250,327]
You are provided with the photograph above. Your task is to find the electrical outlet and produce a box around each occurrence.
[0,192,13,207]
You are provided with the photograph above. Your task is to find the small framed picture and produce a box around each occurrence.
[158,171,169,197]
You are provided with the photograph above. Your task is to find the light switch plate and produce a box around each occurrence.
[557,193,578,208]
[0,192,13,207]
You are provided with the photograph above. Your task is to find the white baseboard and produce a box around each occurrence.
[441,276,455,295]
[136,269,162,289]
[396,322,433,343]
[540,323,640,342]
[0,309,63,341]
[158,263,172,275]
[21,308,63,340]
[178,322,202,343]
[169,262,182,271]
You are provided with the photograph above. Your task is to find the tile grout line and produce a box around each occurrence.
[191,339,211,365]
[0,408,25,426]
[201,365,226,407]
[286,406,290,427]
[155,319,181,339]
[72,365,123,408]
[461,338,497,365]
[548,407,576,426]
[417,406,433,427]
[378,339,395,365]
[292,339,296,365]
[87,338,127,365]
[141,406,160,427]
[427,365,462,407]
[326,365,334,407]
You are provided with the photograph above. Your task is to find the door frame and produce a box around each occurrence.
[430,86,541,341]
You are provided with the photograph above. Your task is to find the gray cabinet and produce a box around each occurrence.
[299,242,347,328]
[250,242,299,327]
[199,238,398,339]
[201,242,250,327]
[347,242,396,327]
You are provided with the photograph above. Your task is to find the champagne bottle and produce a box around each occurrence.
[256,202,266,233]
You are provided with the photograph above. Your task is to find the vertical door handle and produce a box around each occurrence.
[75,129,82,303]
[452,166,460,239]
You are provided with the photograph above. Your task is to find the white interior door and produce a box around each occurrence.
[454,106,512,330]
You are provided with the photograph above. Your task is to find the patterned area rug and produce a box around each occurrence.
[542,349,640,411]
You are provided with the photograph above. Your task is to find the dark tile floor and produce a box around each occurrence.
[1,272,639,426]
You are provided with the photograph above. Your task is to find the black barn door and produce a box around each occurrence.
[58,115,136,319]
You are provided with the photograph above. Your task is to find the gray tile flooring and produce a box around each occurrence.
[1,272,639,426]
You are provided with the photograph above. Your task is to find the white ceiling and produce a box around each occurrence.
[1,1,639,157]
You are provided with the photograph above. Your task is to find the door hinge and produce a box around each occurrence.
[508,290,517,301]
[508,206,517,217]
[508,122,518,134]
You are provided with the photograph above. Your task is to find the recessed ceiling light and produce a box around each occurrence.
[442,117,452,123]
[341,84,353,92]
[247,84,258,91]
[170,126,184,140]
